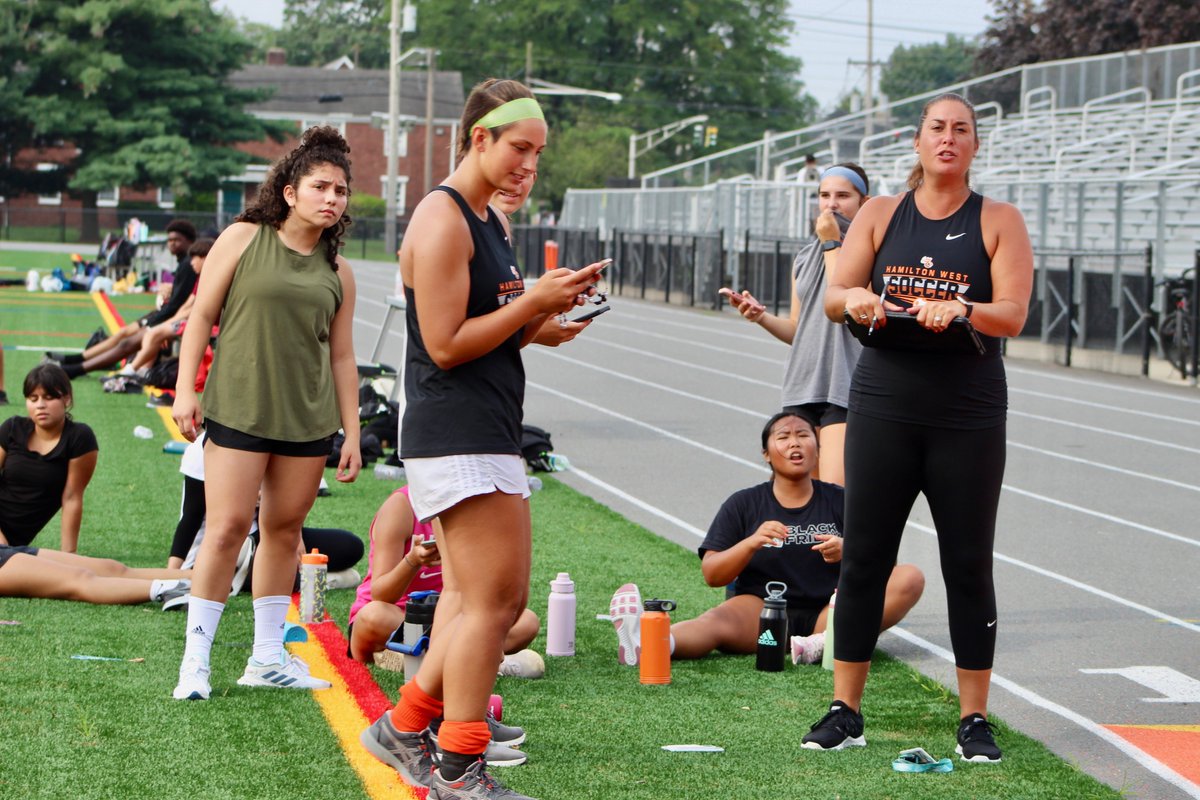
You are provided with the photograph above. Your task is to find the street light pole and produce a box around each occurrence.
[384,0,401,257]
[627,115,709,179]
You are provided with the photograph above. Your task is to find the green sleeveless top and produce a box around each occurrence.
[203,225,343,441]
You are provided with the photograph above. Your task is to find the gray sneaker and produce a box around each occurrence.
[360,712,435,788]
[431,760,537,800]
[487,711,525,747]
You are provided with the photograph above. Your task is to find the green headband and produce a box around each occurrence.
[471,97,544,133]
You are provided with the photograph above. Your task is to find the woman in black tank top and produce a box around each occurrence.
[363,80,603,798]
[801,94,1034,762]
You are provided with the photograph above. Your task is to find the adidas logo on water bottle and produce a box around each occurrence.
[758,629,778,647]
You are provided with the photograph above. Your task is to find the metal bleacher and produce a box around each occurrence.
[561,41,1200,280]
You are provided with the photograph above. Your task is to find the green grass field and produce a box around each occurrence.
[0,255,1124,800]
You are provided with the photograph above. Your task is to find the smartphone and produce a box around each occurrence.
[570,305,611,323]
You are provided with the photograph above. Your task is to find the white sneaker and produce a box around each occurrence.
[609,583,642,666]
[498,649,545,679]
[790,631,825,665]
[327,567,362,590]
[173,656,212,700]
[151,578,191,604]
[237,651,331,690]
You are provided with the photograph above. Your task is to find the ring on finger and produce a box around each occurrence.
[934,315,943,323]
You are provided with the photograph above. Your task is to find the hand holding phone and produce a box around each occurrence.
[570,305,610,323]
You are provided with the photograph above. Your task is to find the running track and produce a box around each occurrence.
[350,258,1200,800]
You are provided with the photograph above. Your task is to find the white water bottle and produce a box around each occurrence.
[546,572,576,656]
[299,549,328,623]
[822,590,837,671]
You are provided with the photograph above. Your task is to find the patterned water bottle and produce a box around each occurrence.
[298,549,328,623]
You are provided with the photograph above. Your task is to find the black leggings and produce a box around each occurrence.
[835,412,1005,670]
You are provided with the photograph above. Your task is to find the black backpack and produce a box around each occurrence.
[521,424,555,472]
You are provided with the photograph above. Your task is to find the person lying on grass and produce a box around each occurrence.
[0,363,190,604]
[609,411,925,665]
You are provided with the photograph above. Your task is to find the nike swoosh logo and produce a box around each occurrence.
[986,620,997,627]
[945,233,967,240]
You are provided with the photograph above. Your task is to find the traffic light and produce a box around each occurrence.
[693,123,704,147]
[705,125,719,148]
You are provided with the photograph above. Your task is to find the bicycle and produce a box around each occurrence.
[1157,267,1195,379]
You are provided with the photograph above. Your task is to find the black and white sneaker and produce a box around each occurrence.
[956,713,1002,762]
[800,701,866,750]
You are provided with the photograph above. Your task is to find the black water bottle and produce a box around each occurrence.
[756,581,788,672]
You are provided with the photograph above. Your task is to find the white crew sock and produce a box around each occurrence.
[251,595,291,664]
[669,633,676,655]
[181,596,226,666]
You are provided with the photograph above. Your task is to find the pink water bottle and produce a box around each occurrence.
[546,572,576,656]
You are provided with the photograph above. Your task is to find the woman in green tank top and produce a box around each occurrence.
[168,126,362,701]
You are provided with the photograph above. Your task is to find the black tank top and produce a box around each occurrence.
[849,191,1007,428]
[401,186,526,458]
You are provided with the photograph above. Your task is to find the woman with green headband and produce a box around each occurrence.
[361,79,602,800]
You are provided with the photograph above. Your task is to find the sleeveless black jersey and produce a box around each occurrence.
[850,191,1007,428]
[401,186,526,458]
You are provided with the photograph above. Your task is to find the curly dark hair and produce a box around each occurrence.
[237,126,353,270]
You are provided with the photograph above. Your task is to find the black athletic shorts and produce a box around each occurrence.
[204,419,335,458]
[0,544,40,571]
[782,402,848,430]
[786,605,822,639]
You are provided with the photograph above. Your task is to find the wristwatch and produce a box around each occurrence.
[820,240,842,252]
[956,294,974,319]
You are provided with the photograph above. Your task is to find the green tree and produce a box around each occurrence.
[278,0,816,207]
[278,0,390,68]
[880,35,979,103]
[0,0,287,238]
[977,0,1200,73]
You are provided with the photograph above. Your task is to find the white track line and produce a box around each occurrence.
[1007,441,1200,494]
[1000,485,1200,549]
[1011,410,1200,456]
[1011,387,1200,427]
[1007,364,1200,406]
[567,466,707,539]
[885,626,1200,799]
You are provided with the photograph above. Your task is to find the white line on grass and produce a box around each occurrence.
[567,465,707,539]
[885,625,1200,799]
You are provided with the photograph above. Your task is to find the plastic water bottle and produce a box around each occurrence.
[546,572,576,656]
[374,463,405,480]
[394,590,439,681]
[133,425,154,440]
[298,549,328,623]
[25,269,39,292]
[547,454,570,472]
[822,590,837,671]
[756,581,788,672]
[639,598,676,685]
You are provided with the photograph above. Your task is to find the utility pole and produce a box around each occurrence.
[847,1,883,138]
[525,41,533,84]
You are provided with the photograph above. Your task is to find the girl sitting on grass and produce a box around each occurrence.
[0,363,190,605]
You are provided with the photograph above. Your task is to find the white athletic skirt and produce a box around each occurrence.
[403,453,530,523]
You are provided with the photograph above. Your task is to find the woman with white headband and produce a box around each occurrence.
[359,79,602,800]
[720,163,872,485]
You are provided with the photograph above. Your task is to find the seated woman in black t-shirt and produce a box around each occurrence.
[0,363,191,605]
[608,412,925,665]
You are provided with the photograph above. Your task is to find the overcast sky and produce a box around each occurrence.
[214,0,997,110]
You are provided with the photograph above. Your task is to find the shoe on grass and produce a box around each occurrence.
[327,567,362,590]
[609,583,642,666]
[498,649,544,679]
[236,651,331,690]
[956,713,1002,762]
[431,734,528,768]
[431,759,537,800]
[0,390,7,406]
[432,713,525,748]
[800,701,866,750]
[151,578,191,605]
[359,712,435,788]
[172,656,211,701]
[790,631,825,665]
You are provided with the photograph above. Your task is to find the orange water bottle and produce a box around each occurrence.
[639,599,676,685]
